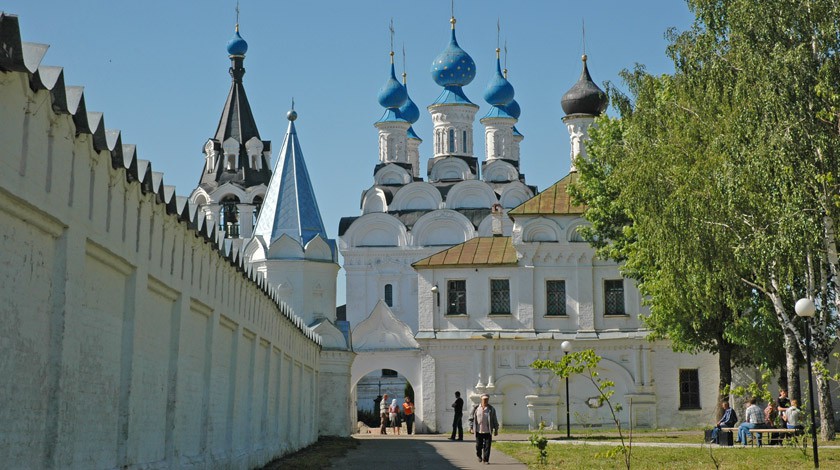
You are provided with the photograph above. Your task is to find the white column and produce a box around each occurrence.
[481,117,516,161]
[429,104,478,158]
[375,120,410,164]
[563,115,596,172]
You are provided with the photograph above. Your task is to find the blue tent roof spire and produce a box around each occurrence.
[253,108,332,256]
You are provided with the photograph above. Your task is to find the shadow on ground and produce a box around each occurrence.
[332,436,460,469]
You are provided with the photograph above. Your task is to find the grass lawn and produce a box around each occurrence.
[495,441,840,469]
[498,428,706,445]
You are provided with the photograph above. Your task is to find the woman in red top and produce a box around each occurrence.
[402,397,416,435]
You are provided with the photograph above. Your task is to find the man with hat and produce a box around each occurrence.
[469,394,499,464]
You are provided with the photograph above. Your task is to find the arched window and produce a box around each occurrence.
[462,130,468,153]
[448,128,455,153]
[384,284,393,307]
[219,196,240,238]
[252,195,263,227]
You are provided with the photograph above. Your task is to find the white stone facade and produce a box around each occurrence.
[0,17,323,468]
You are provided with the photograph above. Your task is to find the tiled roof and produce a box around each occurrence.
[412,237,518,268]
[507,172,585,216]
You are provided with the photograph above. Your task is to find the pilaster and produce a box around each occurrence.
[318,350,356,436]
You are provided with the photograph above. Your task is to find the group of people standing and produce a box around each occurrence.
[710,389,804,446]
[375,390,501,465]
[377,393,415,435]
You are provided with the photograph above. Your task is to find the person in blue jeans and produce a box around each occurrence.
[710,400,737,444]
[737,397,765,446]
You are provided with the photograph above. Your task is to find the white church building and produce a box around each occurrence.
[186,14,718,433]
[338,15,718,432]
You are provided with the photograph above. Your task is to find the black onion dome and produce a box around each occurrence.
[561,55,608,116]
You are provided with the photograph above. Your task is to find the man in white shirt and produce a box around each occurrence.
[737,397,765,446]
[469,394,499,464]
[379,394,389,435]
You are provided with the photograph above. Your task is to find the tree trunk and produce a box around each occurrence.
[816,358,836,441]
[717,339,733,421]
[783,329,802,403]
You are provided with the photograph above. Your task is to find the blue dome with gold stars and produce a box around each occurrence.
[431,18,476,87]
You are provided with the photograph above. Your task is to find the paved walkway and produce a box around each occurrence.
[330,434,527,469]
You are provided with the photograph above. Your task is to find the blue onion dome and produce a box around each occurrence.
[407,126,421,140]
[561,55,608,116]
[431,17,476,87]
[226,25,248,56]
[378,52,408,109]
[484,49,514,106]
[502,99,521,119]
[398,73,420,123]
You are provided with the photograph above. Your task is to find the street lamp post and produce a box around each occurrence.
[795,297,819,469]
[561,341,573,439]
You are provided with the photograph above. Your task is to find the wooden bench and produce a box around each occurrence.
[720,427,801,447]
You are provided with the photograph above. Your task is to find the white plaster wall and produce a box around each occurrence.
[0,63,321,468]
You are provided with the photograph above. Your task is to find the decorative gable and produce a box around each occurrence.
[351,300,419,351]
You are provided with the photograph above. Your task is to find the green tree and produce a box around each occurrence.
[533,350,632,470]
[573,0,840,439]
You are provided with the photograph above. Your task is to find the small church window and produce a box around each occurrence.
[604,280,625,315]
[220,197,240,238]
[546,280,566,315]
[448,128,455,153]
[252,196,263,227]
[490,279,510,314]
[384,284,393,307]
[679,369,701,409]
[226,154,236,171]
[447,280,466,315]
[462,130,468,153]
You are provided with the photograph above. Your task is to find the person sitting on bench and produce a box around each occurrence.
[710,400,737,444]
[785,399,804,432]
[737,397,765,446]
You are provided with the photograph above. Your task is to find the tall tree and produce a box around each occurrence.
[573,0,840,439]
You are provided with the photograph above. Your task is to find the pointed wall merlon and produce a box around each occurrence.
[0,12,321,344]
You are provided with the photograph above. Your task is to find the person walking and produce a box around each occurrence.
[402,396,415,435]
[389,398,401,435]
[469,394,499,464]
[380,393,389,435]
[449,391,464,440]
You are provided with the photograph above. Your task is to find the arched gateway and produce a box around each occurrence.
[350,301,428,432]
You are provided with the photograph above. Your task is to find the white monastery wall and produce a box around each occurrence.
[0,18,321,469]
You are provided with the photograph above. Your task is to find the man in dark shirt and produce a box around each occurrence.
[777,389,791,424]
[449,391,464,440]
[710,400,737,444]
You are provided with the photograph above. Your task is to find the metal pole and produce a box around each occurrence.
[805,322,819,468]
[565,351,570,439]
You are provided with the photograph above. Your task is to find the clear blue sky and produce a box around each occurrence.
[4,1,695,306]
